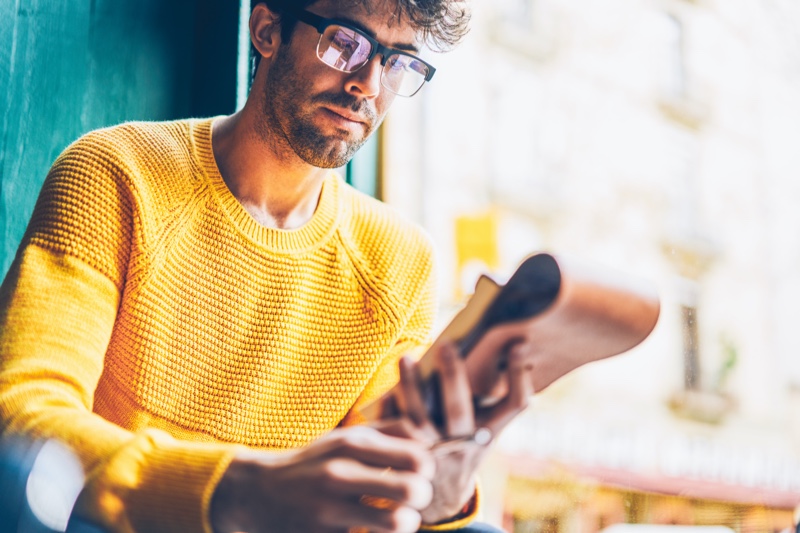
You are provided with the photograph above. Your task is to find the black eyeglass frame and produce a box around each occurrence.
[288,8,437,91]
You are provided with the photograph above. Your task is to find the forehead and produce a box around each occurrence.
[307,0,425,50]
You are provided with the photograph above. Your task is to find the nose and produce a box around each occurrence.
[344,54,383,98]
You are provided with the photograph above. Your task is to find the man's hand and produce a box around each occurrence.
[388,331,535,524]
[210,425,435,533]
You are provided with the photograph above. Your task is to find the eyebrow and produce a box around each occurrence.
[333,15,421,53]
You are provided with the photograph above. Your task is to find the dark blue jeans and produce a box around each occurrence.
[63,521,508,532]
[447,523,506,533]
[64,521,507,532]
[67,521,508,532]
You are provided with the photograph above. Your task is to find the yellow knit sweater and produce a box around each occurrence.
[0,118,473,532]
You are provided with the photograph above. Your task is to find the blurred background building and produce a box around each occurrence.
[3,0,800,531]
[381,0,800,531]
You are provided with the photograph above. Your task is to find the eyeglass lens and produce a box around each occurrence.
[316,25,430,96]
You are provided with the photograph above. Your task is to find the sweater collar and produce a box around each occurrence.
[192,118,341,254]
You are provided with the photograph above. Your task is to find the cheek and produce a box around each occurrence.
[374,92,396,119]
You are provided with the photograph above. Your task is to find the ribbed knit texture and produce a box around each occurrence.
[0,118,478,532]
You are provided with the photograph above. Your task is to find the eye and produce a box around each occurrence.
[387,55,408,72]
[332,29,359,52]
[350,41,371,64]
[408,58,429,77]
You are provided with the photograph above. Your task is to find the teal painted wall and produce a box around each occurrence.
[346,128,382,199]
[0,0,239,278]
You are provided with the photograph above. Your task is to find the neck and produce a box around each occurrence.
[211,103,329,230]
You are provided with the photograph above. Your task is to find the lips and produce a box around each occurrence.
[323,106,367,125]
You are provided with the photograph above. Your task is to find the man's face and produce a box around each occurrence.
[258,0,424,169]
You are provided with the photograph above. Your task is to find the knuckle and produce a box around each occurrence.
[321,458,347,483]
[339,426,373,449]
[399,418,417,434]
[508,342,525,358]
[509,351,533,371]
[438,356,459,376]
[395,474,433,509]
[394,418,422,441]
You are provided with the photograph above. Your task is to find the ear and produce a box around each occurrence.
[250,3,283,61]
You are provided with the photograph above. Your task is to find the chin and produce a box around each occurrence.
[298,146,355,169]
[295,136,364,169]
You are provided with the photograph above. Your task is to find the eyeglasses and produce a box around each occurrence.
[288,8,436,97]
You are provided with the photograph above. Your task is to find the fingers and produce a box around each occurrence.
[373,417,436,447]
[317,498,423,533]
[435,343,475,438]
[396,355,426,426]
[507,342,536,405]
[395,345,478,438]
[480,341,534,435]
[313,448,433,532]
[316,426,435,479]
[398,357,441,447]
[216,434,434,533]
[379,391,400,419]
[318,458,433,510]
[465,322,528,398]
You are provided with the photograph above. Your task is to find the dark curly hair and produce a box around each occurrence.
[250,0,471,85]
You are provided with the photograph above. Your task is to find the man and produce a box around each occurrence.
[0,1,535,531]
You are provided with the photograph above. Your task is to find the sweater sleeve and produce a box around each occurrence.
[0,135,239,533]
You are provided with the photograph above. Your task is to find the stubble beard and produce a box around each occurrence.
[257,46,380,169]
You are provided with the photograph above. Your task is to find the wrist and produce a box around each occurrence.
[209,451,270,533]
[420,477,477,525]
[209,459,244,533]
[420,487,479,530]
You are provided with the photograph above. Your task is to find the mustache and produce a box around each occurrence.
[311,92,378,124]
